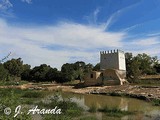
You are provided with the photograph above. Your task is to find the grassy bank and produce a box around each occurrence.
[152,99,160,106]
[0,88,84,120]
[0,88,33,119]
[0,80,29,86]
[0,88,51,119]
[98,106,134,117]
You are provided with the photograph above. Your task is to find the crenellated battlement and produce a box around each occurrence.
[100,49,126,71]
[100,49,124,55]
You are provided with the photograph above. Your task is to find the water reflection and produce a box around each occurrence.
[61,92,160,120]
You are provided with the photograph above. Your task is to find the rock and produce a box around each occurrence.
[148,94,153,97]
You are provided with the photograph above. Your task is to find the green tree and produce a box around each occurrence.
[61,61,92,82]
[125,53,134,79]
[84,63,93,73]
[0,64,9,80]
[125,53,158,82]
[54,71,66,83]
[136,53,157,75]
[46,68,59,81]
[93,63,100,71]
[130,57,141,81]
[73,61,85,70]
[30,64,51,82]
[125,53,141,82]
[3,58,23,77]
[61,63,75,82]
[21,64,31,80]
[73,61,86,80]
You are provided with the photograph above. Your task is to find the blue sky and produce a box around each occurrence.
[0,0,160,69]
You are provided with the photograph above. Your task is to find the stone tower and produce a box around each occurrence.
[100,49,126,71]
[84,49,128,86]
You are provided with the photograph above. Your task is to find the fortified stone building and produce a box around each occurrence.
[100,49,126,71]
[84,49,128,86]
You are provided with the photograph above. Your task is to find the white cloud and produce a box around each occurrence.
[102,10,121,31]
[123,23,142,32]
[0,0,31,18]
[21,0,32,4]
[0,0,12,10]
[0,17,159,70]
[93,8,100,24]
[124,37,160,59]
[128,46,160,58]
[0,0,31,10]
[84,8,100,25]
[0,19,126,69]
[147,32,160,37]
[131,37,160,46]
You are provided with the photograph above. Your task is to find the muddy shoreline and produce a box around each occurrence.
[87,85,160,102]
[0,83,160,102]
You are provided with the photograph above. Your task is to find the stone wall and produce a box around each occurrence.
[84,71,102,86]
[100,49,126,71]
[84,69,127,86]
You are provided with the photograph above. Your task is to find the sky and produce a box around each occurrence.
[0,0,160,69]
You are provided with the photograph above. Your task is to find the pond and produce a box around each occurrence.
[60,92,160,120]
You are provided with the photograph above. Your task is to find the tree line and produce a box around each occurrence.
[0,58,93,83]
[0,53,160,83]
[125,53,160,82]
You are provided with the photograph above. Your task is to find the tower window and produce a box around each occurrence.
[90,74,93,78]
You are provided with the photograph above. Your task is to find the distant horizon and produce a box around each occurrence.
[0,0,160,69]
